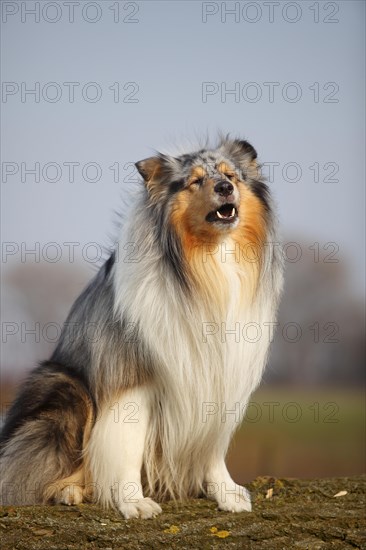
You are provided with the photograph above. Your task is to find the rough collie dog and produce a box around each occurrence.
[0,136,283,518]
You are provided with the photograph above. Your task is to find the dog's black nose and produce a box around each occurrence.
[214,181,234,197]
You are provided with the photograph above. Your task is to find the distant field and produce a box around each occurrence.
[228,387,365,484]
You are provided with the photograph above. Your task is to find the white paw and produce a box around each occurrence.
[215,484,252,513]
[59,485,84,506]
[118,497,162,519]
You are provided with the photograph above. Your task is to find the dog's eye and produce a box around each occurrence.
[225,173,235,181]
[190,177,204,186]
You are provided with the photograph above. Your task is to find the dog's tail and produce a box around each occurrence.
[0,361,94,505]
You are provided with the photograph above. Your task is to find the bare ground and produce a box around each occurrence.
[0,476,365,550]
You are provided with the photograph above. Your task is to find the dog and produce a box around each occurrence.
[0,135,283,518]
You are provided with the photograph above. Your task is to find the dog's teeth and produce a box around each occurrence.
[231,208,235,217]
[217,211,224,219]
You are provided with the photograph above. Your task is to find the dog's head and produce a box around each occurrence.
[135,137,270,247]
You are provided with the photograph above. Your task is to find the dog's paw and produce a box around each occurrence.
[216,484,252,513]
[58,485,84,506]
[118,497,162,519]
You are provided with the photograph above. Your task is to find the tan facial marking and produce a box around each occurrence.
[217,162,236,179]
[188,166,207,186]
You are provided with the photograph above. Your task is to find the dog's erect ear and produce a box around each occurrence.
[232,139,257,161]
[221,138,259,180]
[135,157,163,183]
[135,154,181,194]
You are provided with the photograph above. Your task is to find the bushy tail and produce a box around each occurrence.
[0,361,93,505]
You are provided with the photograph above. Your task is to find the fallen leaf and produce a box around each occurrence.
[163,525,180,534]
[214,530,230,538]
[210,526,218,533]
[266,488,273,499]
[333,490,348,498]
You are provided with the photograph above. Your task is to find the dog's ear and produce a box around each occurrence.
[222,138,259,180]
[232,139,257,161]
[135,157,163,184]
[135,155,181,194]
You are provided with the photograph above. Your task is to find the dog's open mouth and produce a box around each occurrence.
[206,204,238,224]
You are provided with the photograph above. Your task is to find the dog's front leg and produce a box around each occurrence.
[205,460,252,513]
[87,386,162,519]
